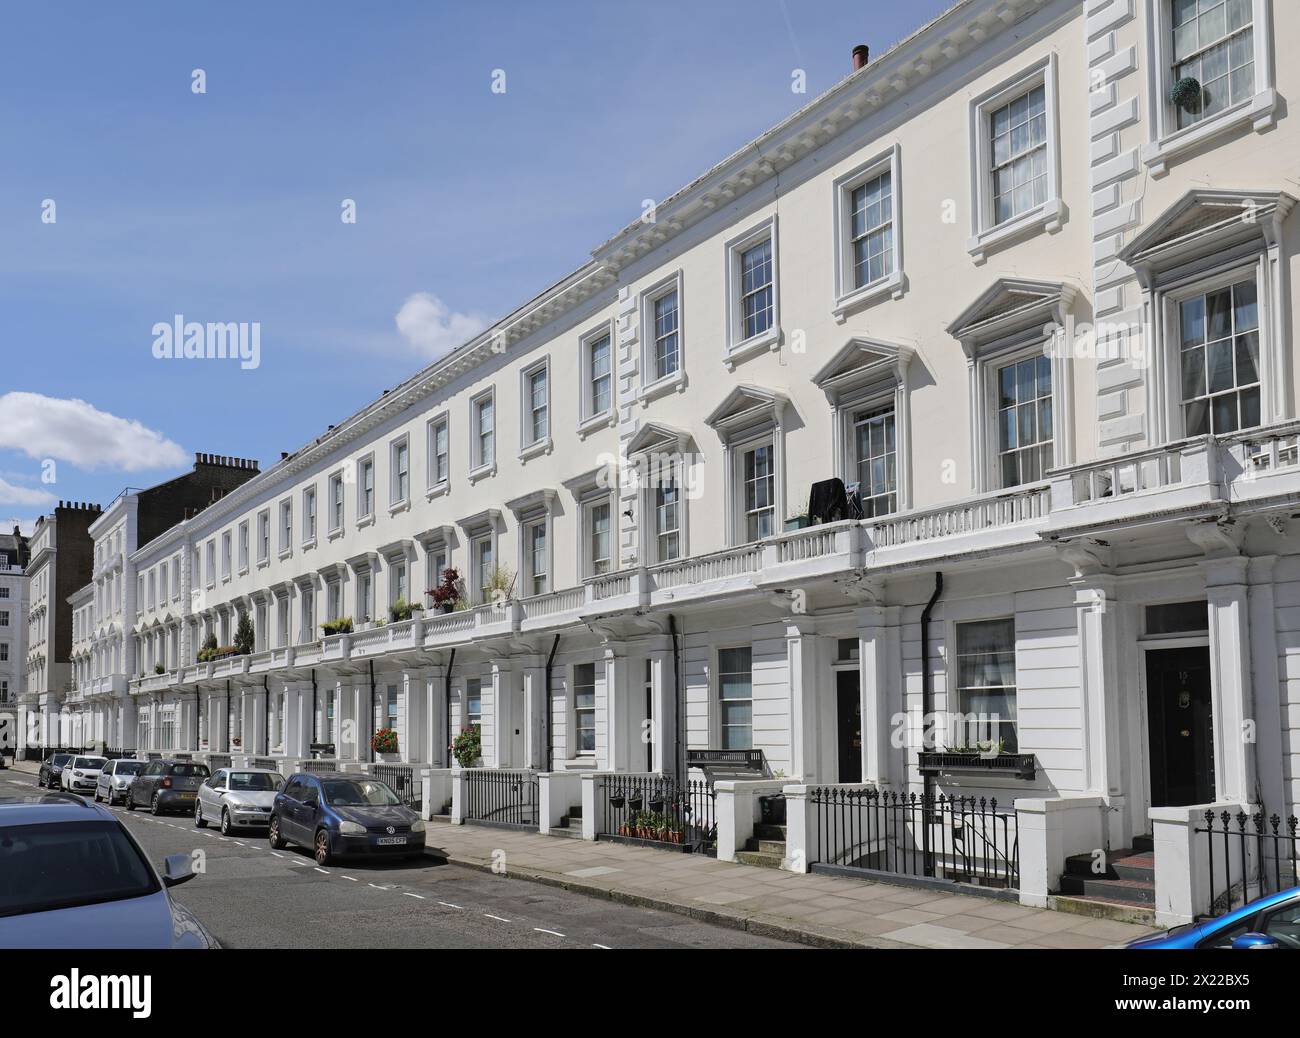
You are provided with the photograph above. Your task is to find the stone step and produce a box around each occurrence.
[753,823,787,841]
[1057,874,1155,905]
[546,825,584,839]
[1049,893,1157,928]
[735,849,785,870]
[744,838,788,855]
[1132,833,1154,854]
[1064,849,1155,884]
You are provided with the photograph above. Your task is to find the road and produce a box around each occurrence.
[3,770,797,950]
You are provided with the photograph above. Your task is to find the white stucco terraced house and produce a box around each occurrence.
[61,0,1300,924]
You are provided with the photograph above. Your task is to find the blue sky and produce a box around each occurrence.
[0,0,952,534]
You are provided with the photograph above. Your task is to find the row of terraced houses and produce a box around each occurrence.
[16,0,1300,926]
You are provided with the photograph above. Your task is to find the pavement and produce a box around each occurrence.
[425,822,1161,949]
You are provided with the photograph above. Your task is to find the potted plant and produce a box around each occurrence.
[153,663,166,676]
[1170,75,1202,113]
[485,564,516,613]
[452,725,481,769]
[784,495,811,532]
[234,611,255,655]
[371,727,399,760]
[321,617,354,636]
[388,596,415,623]
[429,568,463,613]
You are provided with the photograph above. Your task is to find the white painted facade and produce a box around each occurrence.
[47,0,1300,911]
[0,529,27,739]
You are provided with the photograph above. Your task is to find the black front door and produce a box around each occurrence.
[836,671,862,784]
[1145,646,1215,808]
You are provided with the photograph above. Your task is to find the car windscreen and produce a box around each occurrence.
[320,779,400,807]
[0,820,160,918]
[73,758,106,770]
[166,764,210,777]
[51,755,72,767]
[113,762,145,776]
[228,772,281,792]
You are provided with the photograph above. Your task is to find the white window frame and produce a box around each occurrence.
[967,54,1064,264]
[633,447,690,567]
[278,499,293,558]
[949,615,1019,753]
[256,509,270,566]
[426,414,450,497]
[220,532,232,582]
[470,534,494,605]
[327,471,345,537]
[723,215,781,367]
[523,518,549,597]
[715,645,754,752]
[735,437,777,544]
[638,271,686,403]
[579,491,615,580]
[577,322,617,435]
[356,454,376,525]
[519,357,552,458]
[237,521,249,574]
[469,389,496,481]
[571,661,597,757]
[302,486,317,547]
[1142,0,1278,177]
[832,144,905,321]
[973,339,1064,492]
[390,435,411,511]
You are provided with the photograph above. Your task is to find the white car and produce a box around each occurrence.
[60,756,107,794]
[94,758,146,806]
[195,767,284,835]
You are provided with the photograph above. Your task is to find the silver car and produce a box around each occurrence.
[94,759,146,806]
[195,768,283,835]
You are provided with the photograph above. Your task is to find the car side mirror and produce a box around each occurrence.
[1231,932,1280,950]
[161,853,197,888]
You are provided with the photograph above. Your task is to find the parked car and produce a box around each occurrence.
[195,768,283,835]
[0,792,219,948]
[60,756,108,794]
[125,759,211,815]
[269,772,425,865]
[37,753,73,789]
[1127,886,1300,949]
[94,759,146,806]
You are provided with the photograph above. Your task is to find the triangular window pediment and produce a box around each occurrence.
[948,277,1077,355]
[813,337,913,401]
[704,384,788,438]
[625,421,692,456]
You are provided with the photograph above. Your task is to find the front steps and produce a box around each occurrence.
[1055,834,1157,925]
[547,804,584,839]
[735,823,787,869]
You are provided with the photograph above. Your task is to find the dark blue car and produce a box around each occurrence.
[269,772,425,866]
[1127,886,1300,949]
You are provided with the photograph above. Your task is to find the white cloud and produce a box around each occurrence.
[394,293,486,361]
[0,477,56,508]
[0,392,188,473]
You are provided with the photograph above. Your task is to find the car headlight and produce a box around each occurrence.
[409,819,426,833]
[338,821,366,835]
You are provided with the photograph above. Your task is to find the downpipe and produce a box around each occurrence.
[444,648,456,769]
[669,614,682,786]
[920,572,944,876]
[544,634,560,773]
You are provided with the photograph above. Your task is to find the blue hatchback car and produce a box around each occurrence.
[269,772,426,866]
[1127,886,1300,949]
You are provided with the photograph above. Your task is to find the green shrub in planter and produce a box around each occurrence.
[452,726,481,768]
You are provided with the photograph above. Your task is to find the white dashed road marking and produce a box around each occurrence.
[402,892,425,900]
[437,901,463,910]
[484,914,511,923]
[534,928,566,938]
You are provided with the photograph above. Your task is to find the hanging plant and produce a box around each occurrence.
[1170,76,1202,112]
[371,727,399,754]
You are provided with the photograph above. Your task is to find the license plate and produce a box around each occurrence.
[376,836,407,846]
[177,792,195,799]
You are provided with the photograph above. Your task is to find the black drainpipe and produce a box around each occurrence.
[920,573,945,873]
[263,675,271,757]
[543,634,560,772]
[444,648,456,769]
[668,614,682,786]
[195,685,202,752]
[225,680,231,754]
[310,668,318,751]
[368,659,377,763]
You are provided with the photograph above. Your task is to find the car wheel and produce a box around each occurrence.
[151,792,162,816]
[93,788,102,803]
[268,816,286,849]
[220,809,233,836]
[124,791,135,810]
[195,800,207,828]
[314,829,332,866]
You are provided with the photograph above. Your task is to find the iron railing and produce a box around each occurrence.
[249,757,277,771]
[601,774,717,853]
[28,746,87,761]
[1198,808,1299,917]
[301,759,338,774]
[104,747,138,760]
[465,769,537,827]
[207,754,233,771]
[372,763,419,809]
[811,788,1019,891]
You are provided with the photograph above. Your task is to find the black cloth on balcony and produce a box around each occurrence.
[808,478,849,524]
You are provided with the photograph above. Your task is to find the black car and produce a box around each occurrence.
[37,753,73,789]
[126,760,211,815]
[269,772,426,865]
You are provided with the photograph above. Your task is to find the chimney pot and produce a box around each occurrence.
[853,44,870,72]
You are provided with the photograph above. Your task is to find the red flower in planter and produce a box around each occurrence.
[371,728,399,754]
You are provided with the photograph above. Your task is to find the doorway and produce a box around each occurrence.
[835,670,862,784]
[1145,646,1214,808]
